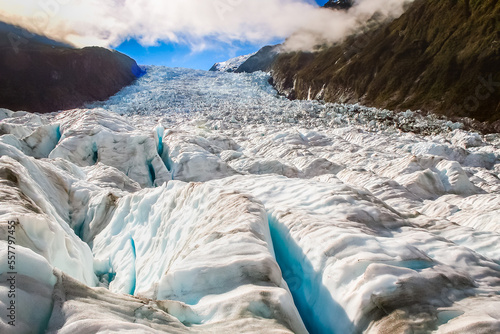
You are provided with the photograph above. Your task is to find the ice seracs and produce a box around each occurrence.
[93,180,307,332]
[1,66,500,333]
[50,108,171,188]
[0,143,97,287]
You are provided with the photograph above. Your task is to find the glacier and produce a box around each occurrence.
[1,66,500,333]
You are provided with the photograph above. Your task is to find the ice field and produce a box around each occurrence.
[1,66,500,333]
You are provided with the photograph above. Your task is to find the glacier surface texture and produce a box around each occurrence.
[1,66,500,333]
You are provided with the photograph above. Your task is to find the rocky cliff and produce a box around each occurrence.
[271,0,500,128]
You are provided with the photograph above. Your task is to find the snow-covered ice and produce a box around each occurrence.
[1,66,500,333]
[210,52,256,72]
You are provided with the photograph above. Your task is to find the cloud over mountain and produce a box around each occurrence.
[0,0,411,50]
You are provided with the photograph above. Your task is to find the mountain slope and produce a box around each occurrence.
[0,22,143,113]
[0,21,73,48]
[210,45,281,74]
[271,0,500,125]
[209,52,256,72]
[234,45,281,73]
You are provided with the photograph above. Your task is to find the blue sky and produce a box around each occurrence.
[116,0,329,70]
[115,38,284,70]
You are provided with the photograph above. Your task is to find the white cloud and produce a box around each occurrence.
[0,0,412,51]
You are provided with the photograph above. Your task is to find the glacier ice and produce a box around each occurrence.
[1,66,500,333]
[0,244,56,334]
[92,180,307,332]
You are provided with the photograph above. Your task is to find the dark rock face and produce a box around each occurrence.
[323,0,353,10]
[0,22,143,113]
[235,45,281,73]
[209,63,227,72]
[270,0,500,125]
[209,45,281,74]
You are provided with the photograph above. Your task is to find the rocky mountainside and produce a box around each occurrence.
[0,22,143,113]
[270,0,500,129]
[234,45,281,73]
[323,0,353,10]
[209,53,256,72]
[210,45,281,74]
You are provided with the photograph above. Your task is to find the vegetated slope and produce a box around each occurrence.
[271,0,500,126]
[0,22,143,113]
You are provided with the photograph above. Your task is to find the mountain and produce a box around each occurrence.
[209,52,256,72]
[235,45,282,73]
[0,22,143,113]
[270,0,500,128]
[208,0,351,74]
[323,0,353,10]
[0,21,73,48]
[210,45,281,74]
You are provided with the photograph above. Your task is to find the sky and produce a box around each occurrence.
[117,0,328,69]
[115,28,284,70]
[0,0,411,70]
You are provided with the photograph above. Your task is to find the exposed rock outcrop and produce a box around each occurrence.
[323,0,353,11]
